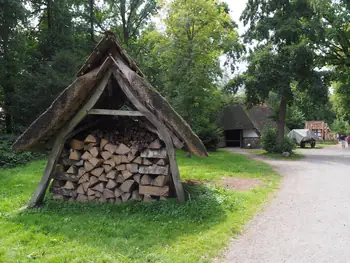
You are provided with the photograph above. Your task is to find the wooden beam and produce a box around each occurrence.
[28,69,112,208]
[88,109,143,116]
[111,60,185,203]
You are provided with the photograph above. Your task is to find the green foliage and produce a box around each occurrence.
[261,127,295,154]
[261,127,279,153]
[331,119,350,135]
[0,135,45,168]
[196,124,222,151]
[0,150,280,262]
[239,0,330,142]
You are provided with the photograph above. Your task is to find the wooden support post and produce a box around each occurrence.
[111,59,185,203]
[88,109,143,116]
[28,69,112,208]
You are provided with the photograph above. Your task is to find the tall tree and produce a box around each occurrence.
[0,0,27,133]
[140,0,241,132]
[95,0,158,48]
[238,0,329,144]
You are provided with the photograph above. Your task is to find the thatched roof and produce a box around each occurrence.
[218,104,277,134]
[13,32,208,157]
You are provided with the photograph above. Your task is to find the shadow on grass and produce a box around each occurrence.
[7,183,244,262]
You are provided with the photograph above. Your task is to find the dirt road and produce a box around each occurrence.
[221,146,350,263]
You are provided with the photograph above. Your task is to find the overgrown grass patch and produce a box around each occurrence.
[0,150,279,263]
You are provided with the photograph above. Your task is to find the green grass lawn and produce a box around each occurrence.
[0,150,279,263]
[247,149,304,160]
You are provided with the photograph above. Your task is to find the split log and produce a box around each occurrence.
[139,185,169,197]
[106,170,118,179]
[106,179,117,189]
[95,191,102,198]
[78,173,89,184]
[78,167,87,177]
[101,151,113,160]
[116,174,125,183]
[121,155,129,164]
[105,143,118,153]
[160,196,167,201]
[108,198,115,204]
[104,159,115,167]
[103,189,115,199]
[82,181,90,192]
[103,165,113,173]
[121,192,131,202]
[92,182,105,193]
[84,134,97,143]
[81,151,93,160]
[126,163,138,173]
[114,188,123,198]
[51,188,76,197]
[76,194,88,202]
[71,139,84,150]
[84,161,94,172]
[142,158,152,165]
[152,175,168,187]
[141,174,153,185]
[98,196,106,203]
[91,167,104,177]
[77,184,85,194]
[84,143,97,151]
[127,153,135,162]
[100,138,109,150]
[88,195,96,201]
[133,174,141,184]
[140,149,167,159]
[156,159,167,166]
[149,139,162,149]
[115,197,122,204]
[113,155,122,165]
[89,176,99,187]
[119,180,135,193]
[139,165,169,175]
[63,181,76,190]
[143,194,152,202]
[131,190,141,200]
[99,173,108,182]
[87,188,96,196]
[133,156,142,164]
[130,148,139,156]
[121,170,133,180]
[89,157,103,167]
[116,164,126,171]
[89,147,99,158]
[66,166,77,174]
[115,143,130,154]
[53,172,79,182]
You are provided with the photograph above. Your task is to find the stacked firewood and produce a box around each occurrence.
[50,132,171,203]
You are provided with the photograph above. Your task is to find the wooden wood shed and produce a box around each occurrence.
[13,32,208,208]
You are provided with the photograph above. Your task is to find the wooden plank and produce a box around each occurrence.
[111,63,185,203]
[88,109,143,116]
[27,69,112,208]
[139,185,169,197]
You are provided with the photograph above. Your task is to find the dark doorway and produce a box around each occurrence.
[225,129,242,147]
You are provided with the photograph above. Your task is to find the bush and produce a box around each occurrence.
[197,124,223,151]
[261,127,295,154]
[261,127,278,153]
[0,135,46,168]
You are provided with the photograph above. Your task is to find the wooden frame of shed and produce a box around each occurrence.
[13,32,208,208]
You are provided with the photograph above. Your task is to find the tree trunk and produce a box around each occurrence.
[276,96,287,145]
[89,0,94,42]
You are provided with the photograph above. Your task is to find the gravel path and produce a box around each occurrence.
[221,146,350,263]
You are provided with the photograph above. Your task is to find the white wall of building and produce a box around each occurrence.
[243,129,259,138]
